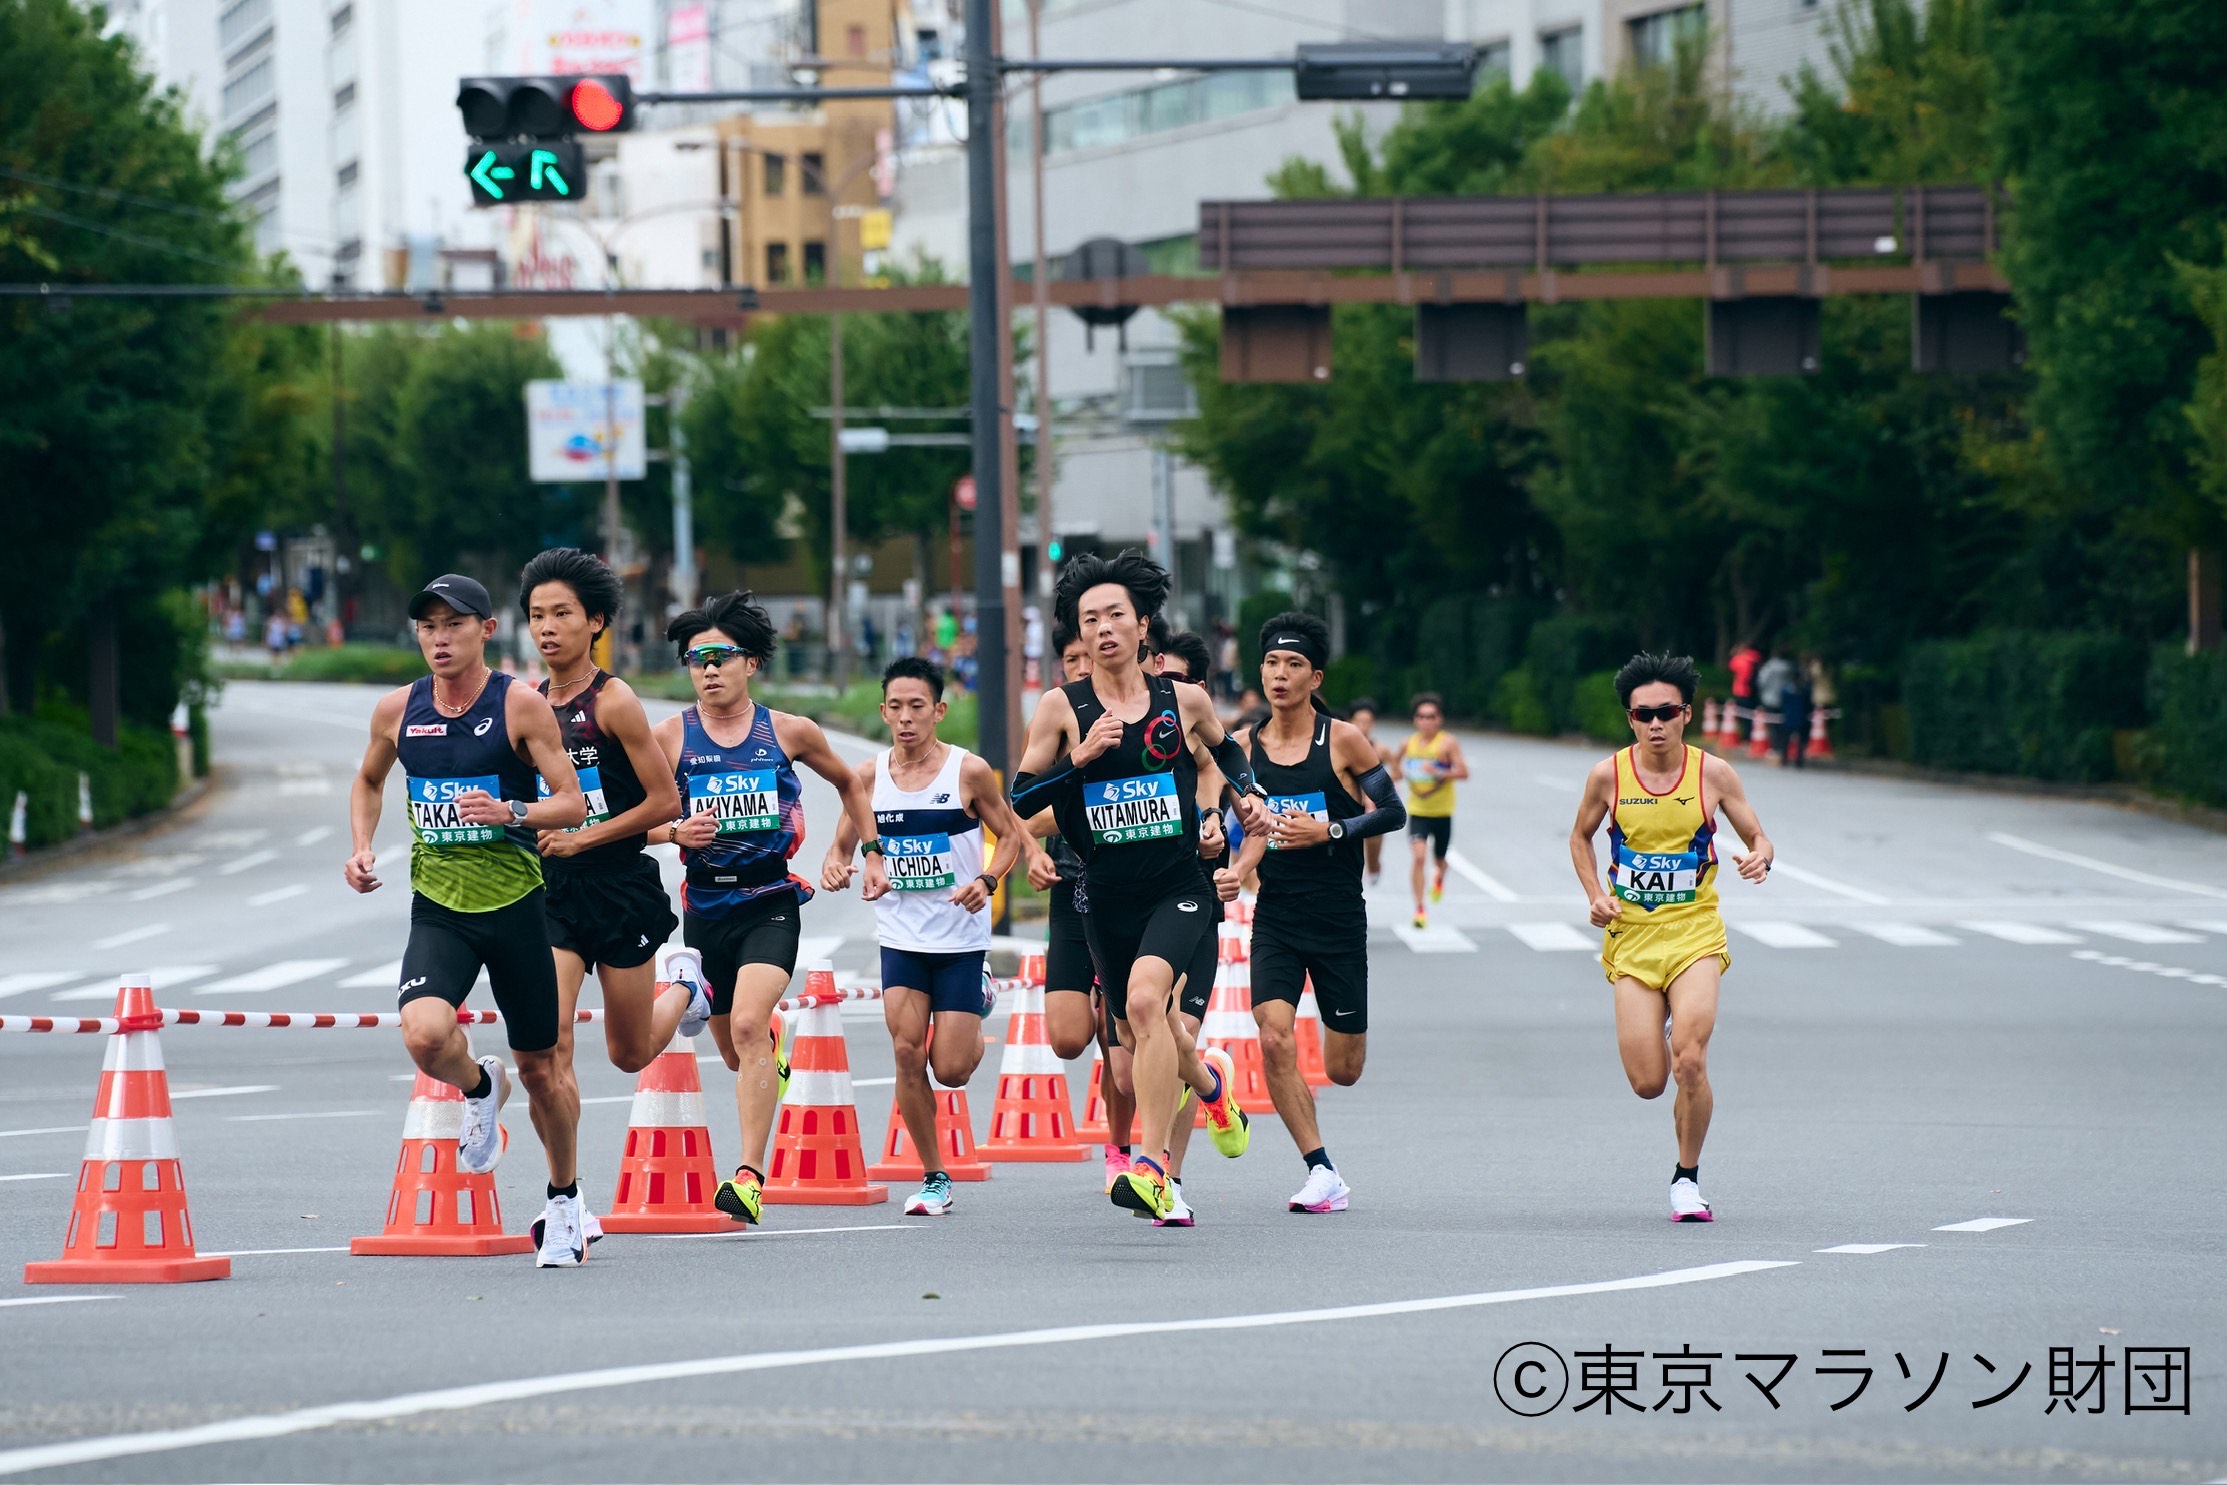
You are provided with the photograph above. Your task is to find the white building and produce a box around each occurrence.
[1445,0,1843,114]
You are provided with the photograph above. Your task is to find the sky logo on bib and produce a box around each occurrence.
[1264,791,1328,851]
[689,770,778,834]
[406,774,502,846]
[1084,774,1182,845]
[884,833,957,892]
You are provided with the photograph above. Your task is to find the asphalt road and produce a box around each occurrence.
[0,680,2220,1482]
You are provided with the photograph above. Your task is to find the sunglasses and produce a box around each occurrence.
[1628,704,1686,724]
[684,644,747,670]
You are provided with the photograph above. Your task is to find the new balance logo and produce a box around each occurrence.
[934,793,951,804]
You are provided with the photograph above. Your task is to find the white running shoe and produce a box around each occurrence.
[535,1193,585,1268]
[903,1171,954,1217]
[665,948,714,1039]
[1669,1176,1713,1223]
[578,1201,604,1246]
[1288,1165,1350,1213]
[456,1056,509,1174]
[1154,1181,1195,1228]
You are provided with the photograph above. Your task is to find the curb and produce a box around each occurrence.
[0,773,218,884]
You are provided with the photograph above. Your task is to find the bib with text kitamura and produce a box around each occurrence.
[1085,773,1183,846]
[689,769,780,835]
[408,774,502,846]
[1263,791,1328,851]
[884,832,958,892]
[537,765,608,831]
[1604,744,1719,917]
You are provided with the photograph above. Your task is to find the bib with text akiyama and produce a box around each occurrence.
[1264,791,1327,851]
[884,833,957,891]
[408,774,502,846]
[537,765,607,831]
[1609,843,1702,908]
[689,770,779,834]
[1085,773,1183,846]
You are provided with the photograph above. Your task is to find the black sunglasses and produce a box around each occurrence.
[1628,704,1686,724]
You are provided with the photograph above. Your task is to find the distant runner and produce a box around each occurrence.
[1400,693,1468,929]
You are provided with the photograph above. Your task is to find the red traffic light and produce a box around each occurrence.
[569,77,627,132]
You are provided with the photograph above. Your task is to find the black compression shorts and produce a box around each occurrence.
[400,890,561,1053]
[1180,902,1219,1022]
[1409,815,1452,859]
[1084,878,1213,1025]
[544,855,678,971]
[684,891,804,1015]
[1045,879,1096,997]
[1251,910,1369,1034]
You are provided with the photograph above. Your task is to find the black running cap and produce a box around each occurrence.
[408,574,493,620]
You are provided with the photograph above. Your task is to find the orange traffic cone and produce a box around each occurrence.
[1807,706,1835,761]
[25,979,229,1285]
[1227,896,1254,927]
[763,971,887,1206]
[1017,948,1046,989]
[1701,698,1720,744]
[1719,698,1746,751]
[601,1030,728,1232]
[867,1084,992,1181]
[352,1068,532,1256]
[981,983,1090,1162]
[1295,981,1332,1089]
[1747,700,1773,758]
[1218,922,1249,965]
[1074,1049,1110,1141]
[1195,962,1269,1121]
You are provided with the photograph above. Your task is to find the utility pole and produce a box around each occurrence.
[669,380,696,613]
[963,0,1010,777]
[1029,0,1054,603]
[829,310,847,685]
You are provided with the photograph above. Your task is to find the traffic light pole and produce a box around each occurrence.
[964,0,1012,778]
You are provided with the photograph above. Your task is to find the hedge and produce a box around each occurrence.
[633,675,980,751]
[214,644,428,685]
[2149,646,2227,807]
[1902,631,2147,783]
[0,716,179,851]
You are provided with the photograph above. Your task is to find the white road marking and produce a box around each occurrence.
[126,880,193,902]
[0,1173,68,1182]
[2071,950,2227,987]
[92,924,169,950]
[1391,923,1478,954]
[203,1246,350,1257]
[0,1258,1794,1477]
[1443,851,1518,902]
[851,1076,897,1088]
[339,960,403,989]
[0,1126,86,1140]
[277,778,333,796]
[1534,773,1581,791]
[1959,920,2082,945]
[169,1086,278,1101]
[1987,831,2227,900]
[1815,1243,1925,1255]
[0,973,79,1001]
[2071,920,2203,945]
[1767,862,1892,905]
[0,1297,117,1311]
[1504,922,1594,952]
[54,965,219,1002]
[578,1095,635,1106]
[1849,922,1960,947]
[1729,921,1836,949]
[294,826,334,847]
[1933,1217,2031,1233]
[197,830,269,850]
[245,885,308,908]
[196,959,349,994]
[226,1110,376,1122]
[217,849,280,875]
[2177,920,2227,936]
[661,1223,919,1240]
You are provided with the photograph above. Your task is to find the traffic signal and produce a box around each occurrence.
[456,76,637,139]
[1293,43,1479,101]
[464,141,584,204]
[1047,538,1064,563]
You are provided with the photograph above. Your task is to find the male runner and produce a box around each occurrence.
[1022,621,1139,1192]
[1218,613,1405,1212]
[343,574,592,1268]
[1568,651,1774,1222]
[825,657,1024,1216]
[1344,698,1394,887]
[1400,692,1469,929]
[651,590,889,1226]
[1012,550,1270,1222]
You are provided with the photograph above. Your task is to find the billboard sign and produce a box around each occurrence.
[526,379,646,483]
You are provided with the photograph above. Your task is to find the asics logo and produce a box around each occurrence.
[473,717,495,737]
[1177,900,1199,913]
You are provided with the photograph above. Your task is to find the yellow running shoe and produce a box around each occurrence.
[1110,1163,1172,1220]
[769,1011,791,1102]
[714,1166,763,1225]
[1431,865,1446,904]
[1198,1046,1250,1159]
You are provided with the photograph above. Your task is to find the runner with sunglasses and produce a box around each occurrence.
[1013,551,1272,1223]
[651,591,889,1227]
[1399,694,1468,929]
[1567,652,1775,1223]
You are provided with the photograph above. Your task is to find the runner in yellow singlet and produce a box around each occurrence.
[1567,652,1775,1223]
[1399,693,1467,929]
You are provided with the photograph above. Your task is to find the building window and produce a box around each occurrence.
[332,81,354,110]
[234,125,278,181]
[1538,26,1583,91]
[218,0,270,54]
[222,54,276,119]
[800,152,825,195]
[1628,4,1704,67]
[761,152,786,195]
[802,239,826,282]
[1017,68,1298,159]
[336,160,358,189]
[1477,39,1511,80]
[766,241,790,283]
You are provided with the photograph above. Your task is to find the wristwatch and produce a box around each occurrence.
[975,872,1000,895]
[1326,820,1347,842]
[860,837,885,856]
[509,800,530,826]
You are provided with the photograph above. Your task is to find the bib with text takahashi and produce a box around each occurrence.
[689,770,778,834]
[1085,773,1182,846]
[1609,844,1702,907]
[1264,791,1328,851]
[408,775,501,846]
[537,765,608,831]
[884,833,957,892]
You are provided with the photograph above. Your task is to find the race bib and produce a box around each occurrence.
[689,770,778,834]
[1084,774,1182,846]
[538,766,608,831]
[884,833,956,892]
[1264,791,1328,851]
[407,774,501,846]
[1610,845,1702,908]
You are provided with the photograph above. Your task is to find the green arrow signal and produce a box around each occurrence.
[469,149,515,199]
[529,149,570,196]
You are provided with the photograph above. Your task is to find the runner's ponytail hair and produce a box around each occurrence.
[667,589,778,661]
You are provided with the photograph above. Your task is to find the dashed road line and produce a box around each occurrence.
[126,880,193,903]
[293,826,334,847]
[92,924,169,950]
[0,1126,87,1140]
[217,849,280,876]
[0,1173,69,1183]
[54,965,218,1002]
[1933,1217,2031,1233]
[246,884,309,908]
[1505,922,1594,952]
[204,1246,350,1257]
[170,1086,279,1101]
[226,1110,378,1123]
[339,961,401,989]
[0,1297,117,1311]
[1729,921,1836,949]
[2071,919,2203,945]
[1848,922,1959,947]
[1444,850,1519,902]
[2072,950,2227,987]
[1392,923,1478,954]
[196,959,349,995]
[1767,862,1891,905]
[1959,920,2082,946]
[1815,1243,1925,1255]
[0,973,79,1001]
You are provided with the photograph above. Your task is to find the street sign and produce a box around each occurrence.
[526,380,646,483]
[465,141,585,205]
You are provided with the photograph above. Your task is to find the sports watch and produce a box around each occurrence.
[509,800,530,826]
[1326,820,1347,842]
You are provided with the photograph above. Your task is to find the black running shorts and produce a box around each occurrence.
[1179,902,1218,1022]
[1045,879,1096,997]
[1084,877,1213,1025]
[399,890,561,1053]
[543,855,678,971]
[684,891,804,1015]
[1250,908,1369,1034]
[1408,814,1452,859]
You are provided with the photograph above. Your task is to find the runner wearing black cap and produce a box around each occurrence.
[1219,611,1406,1213]
[343,573,594,1267]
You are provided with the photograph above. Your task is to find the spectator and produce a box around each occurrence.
[1728,642,1762,734]
[263,610,289,665]
[1779,667,1813,768]
[1755,647,1795,752]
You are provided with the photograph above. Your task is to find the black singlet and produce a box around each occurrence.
[1051,673,1201,901]
[1250,713,1366,905]
[537,669,651,874]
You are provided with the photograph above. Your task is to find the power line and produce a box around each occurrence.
[14,203,239,270]
[0,163,228,221]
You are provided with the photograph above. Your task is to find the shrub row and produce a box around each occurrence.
[0,717,179,851]
[1902,631,2148,783]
